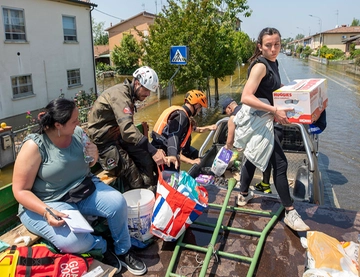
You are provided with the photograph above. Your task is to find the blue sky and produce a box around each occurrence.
[92,0,360,40]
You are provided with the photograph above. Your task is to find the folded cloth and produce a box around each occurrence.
[233,98,274,172]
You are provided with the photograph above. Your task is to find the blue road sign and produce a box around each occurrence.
[170,46,188,65]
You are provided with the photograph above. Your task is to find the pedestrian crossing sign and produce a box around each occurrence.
[170,46,188,65]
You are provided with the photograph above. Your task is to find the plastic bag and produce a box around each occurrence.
[302,231,359,277]
[151,170,208,242]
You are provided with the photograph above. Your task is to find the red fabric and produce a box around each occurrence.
[151,171,208,242]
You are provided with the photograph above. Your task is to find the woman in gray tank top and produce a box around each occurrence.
[13,98,147,275]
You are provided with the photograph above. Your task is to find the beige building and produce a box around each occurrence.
[289,25,360,53]
[319,25,360,52]
[106,11,156,59]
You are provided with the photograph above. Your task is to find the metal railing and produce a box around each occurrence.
[11,106,91,158]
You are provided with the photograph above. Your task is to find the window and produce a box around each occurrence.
[3,7,26,41]
[67,69,81,87]
[11,75,33,98]
[62,16,77,41]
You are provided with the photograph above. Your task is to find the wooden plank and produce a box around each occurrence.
[0,224,39,249]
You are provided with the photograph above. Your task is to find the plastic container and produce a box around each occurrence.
[122,189,155,242]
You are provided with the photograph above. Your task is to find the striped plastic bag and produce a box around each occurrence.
[151,170,208,242]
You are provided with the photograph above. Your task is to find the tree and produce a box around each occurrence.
[92,19,109,45]
[295,34,304,40]
[139,0,251,98]
[350,18,360,26]
[233,31,254,63]
[111,33,142,75]
[282,37,293,50]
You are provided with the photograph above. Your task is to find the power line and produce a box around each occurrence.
[93,8,123,21]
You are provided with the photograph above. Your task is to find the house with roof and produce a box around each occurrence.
[106,11,156,65]
[94,44,110,65]
[288,25,360,54]
[342,34,360,56]
[0,0,97,123]
[316,25,360,52]
[105,10,242,67]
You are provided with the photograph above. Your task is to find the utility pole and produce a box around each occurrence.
[336,10,339,26]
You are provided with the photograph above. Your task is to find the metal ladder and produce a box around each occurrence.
[165,178,284,277]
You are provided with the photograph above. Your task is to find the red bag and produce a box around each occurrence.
[151,170,208,242]
[0,244,93,277]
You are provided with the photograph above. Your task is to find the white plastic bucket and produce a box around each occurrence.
[122,189,155,242]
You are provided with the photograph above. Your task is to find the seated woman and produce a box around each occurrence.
[12,98,146,276]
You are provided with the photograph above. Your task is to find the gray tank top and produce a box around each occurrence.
[18,126,90,213]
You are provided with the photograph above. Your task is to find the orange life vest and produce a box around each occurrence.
[152,106,192,148]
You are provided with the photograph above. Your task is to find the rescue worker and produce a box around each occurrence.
[151,90,208,171]
[87,66,166,191]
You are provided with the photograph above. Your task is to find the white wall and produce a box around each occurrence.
[0,0,96,119]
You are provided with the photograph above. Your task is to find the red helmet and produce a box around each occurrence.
[185,90,208,108]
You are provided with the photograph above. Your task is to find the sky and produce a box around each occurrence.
[91,0,360,40]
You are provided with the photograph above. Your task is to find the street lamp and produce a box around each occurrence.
[309,14,322,59]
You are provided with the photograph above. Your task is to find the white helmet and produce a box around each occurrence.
[133,66,159,92]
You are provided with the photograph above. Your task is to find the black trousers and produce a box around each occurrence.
[239,125,293,207]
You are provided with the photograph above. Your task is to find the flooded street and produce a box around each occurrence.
[278,55,360,211]
[1,56,359,211]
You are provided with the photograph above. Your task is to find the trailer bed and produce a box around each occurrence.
[120,183,360,277]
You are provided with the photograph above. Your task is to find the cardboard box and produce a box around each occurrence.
[273,79,328,124]
[86,260,117,277]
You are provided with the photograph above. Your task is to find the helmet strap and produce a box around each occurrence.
[134,86,141,100]
[130,80,140,112]
[190,104,198,116]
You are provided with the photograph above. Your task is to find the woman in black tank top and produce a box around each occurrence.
[237,27,310,232]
